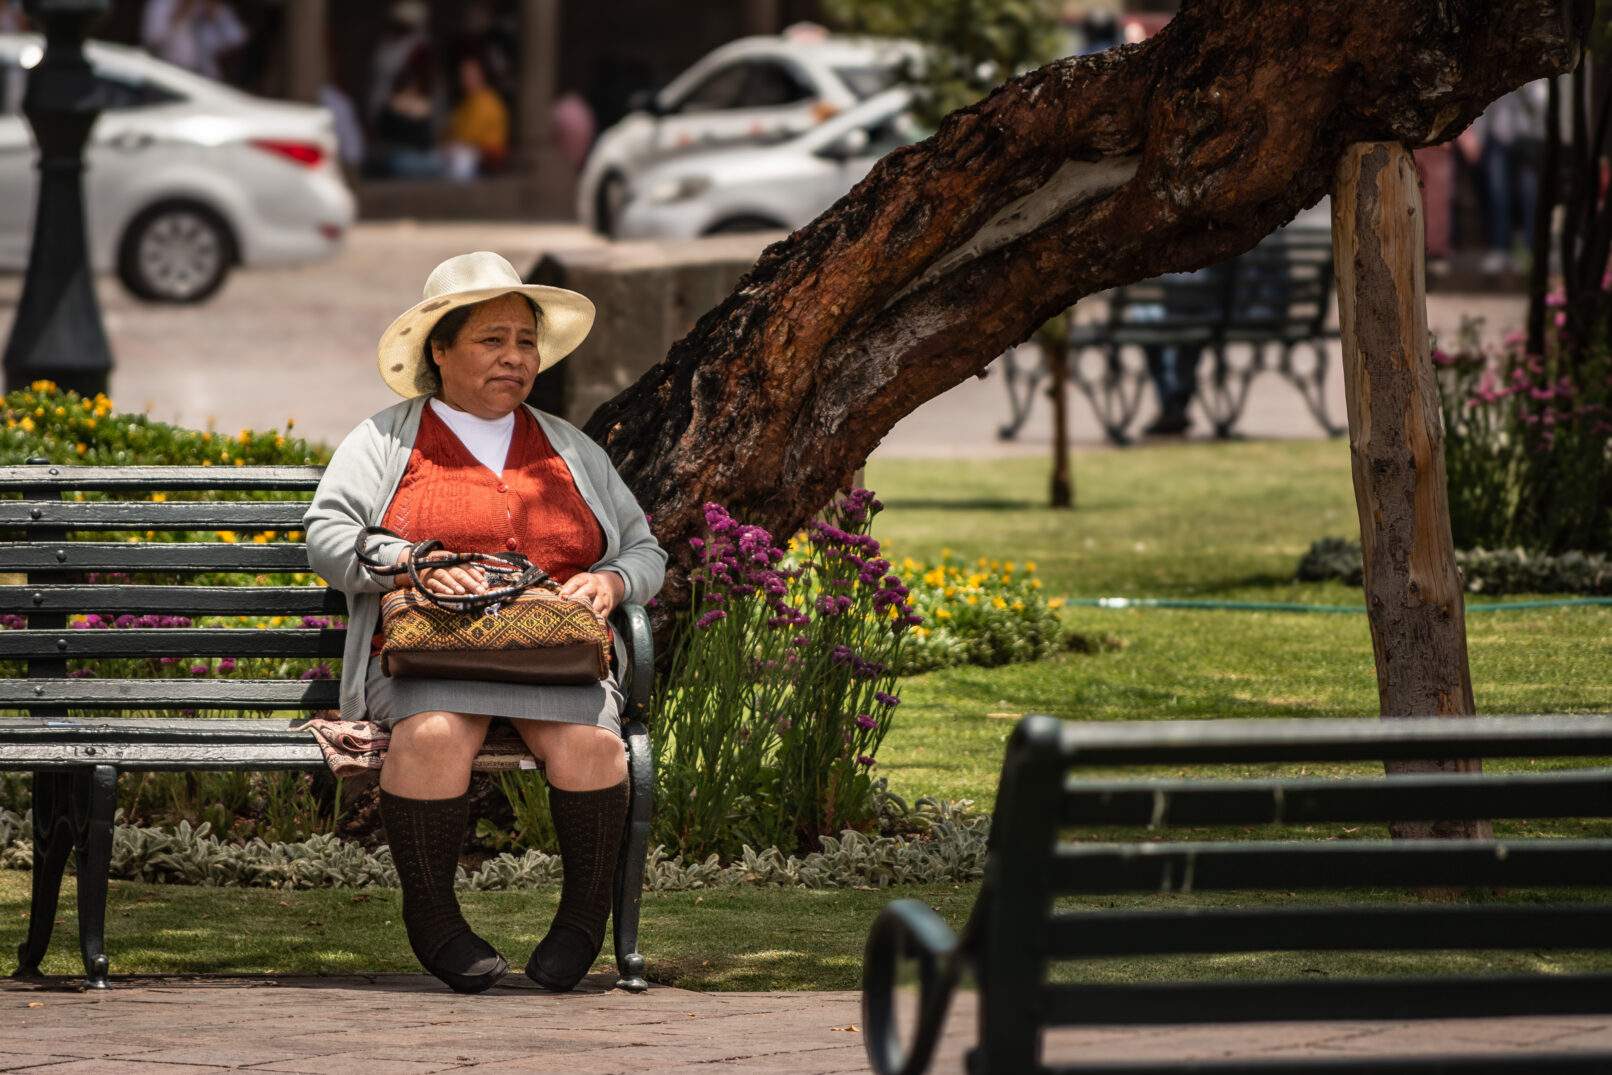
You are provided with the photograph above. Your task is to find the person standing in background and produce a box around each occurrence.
[443,53,509,180]
[368,1,435,129]
[141,0,247,81]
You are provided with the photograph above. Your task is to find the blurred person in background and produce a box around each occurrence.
[443,53,509,180]
[370,58,442,178]
[1459,80,1546,276]
[552,91,597,173]
[368,0,435,130]
[141,0,247,81]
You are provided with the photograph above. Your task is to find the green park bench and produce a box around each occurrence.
[862,713,1612,1074]
[0,462,655,991]
[999,226,1342,445]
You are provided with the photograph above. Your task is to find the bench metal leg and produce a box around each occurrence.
[1277,339,1344,436]
[612,721,652,992]
[1198,343,1262,438]
[996,345,1046,441]
[1068,343,1149,446]
[72,765,117,990]
[13,771,74,981]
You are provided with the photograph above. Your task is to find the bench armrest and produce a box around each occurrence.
[862,898,965,1075]
[610,602,653,729]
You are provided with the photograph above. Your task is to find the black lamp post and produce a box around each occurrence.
[1,0,113,398]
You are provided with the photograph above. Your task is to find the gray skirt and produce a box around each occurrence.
[364,656,623,734]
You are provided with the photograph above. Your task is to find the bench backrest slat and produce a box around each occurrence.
[0,465,325,489]
[0,628,344,660]
[1047,904,1612,957]
[0,584,346,617]
[1062,770,1612,826]
[0,500,312,530]
[0,678,340,709]
[0,542,315,573]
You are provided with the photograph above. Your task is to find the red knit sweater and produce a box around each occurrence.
[372,405,605,655]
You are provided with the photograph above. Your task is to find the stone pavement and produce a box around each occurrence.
[4,972,1611,1073]
[0,221,1528,459]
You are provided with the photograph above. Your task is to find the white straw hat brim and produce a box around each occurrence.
[376,283,595,399]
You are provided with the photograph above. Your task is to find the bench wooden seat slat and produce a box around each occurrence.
[0,500,312,530]
[1052,838,1612,893]
[1,462,657,993]
[0,465,324,489]
[0,584,347,616]
[1062,771,1612,825]
[0,677,340,708]
[1044,975,1612,1026]
[1047,905,1612,956]
[0,541,316,572]
[0,627,344,660]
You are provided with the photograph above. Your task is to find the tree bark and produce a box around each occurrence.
[1333,141,1491,841]
[584,0,1588,604]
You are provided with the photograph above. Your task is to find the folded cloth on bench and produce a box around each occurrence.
[302,716,539,777]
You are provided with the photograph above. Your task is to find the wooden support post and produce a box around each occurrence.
[1046,332,1072,509]
[1332,141,1490,841]
[283,0,326,105]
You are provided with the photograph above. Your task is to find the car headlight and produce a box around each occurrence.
[645,175,712,205]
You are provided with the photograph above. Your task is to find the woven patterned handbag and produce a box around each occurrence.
[358,527,611,685]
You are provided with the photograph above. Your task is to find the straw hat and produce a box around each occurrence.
[376,251,595,399]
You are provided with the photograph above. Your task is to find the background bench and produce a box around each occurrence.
[998,226,1342,445]
[0,462,655,991]
[862,713,1612,1074]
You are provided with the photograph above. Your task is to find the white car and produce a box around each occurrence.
[614,87,919,241]
[578,28,919,236]
[0,34,354,303]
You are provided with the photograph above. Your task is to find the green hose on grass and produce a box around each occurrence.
[1068,596,1612,614]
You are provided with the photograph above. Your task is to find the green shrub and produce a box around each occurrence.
[894,551,1065,672]
[1297,537,1612,596]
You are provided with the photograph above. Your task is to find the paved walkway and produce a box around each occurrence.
[5,973,1611,1073]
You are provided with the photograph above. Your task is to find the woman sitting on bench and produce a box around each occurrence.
[304,252,665,994]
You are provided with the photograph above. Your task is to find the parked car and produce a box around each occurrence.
[578,28,920,236]
[613,87,919,241]
[0,34,354,303]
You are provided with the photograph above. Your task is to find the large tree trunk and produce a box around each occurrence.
[1333,142,1492,841]
[586,0,1587,599]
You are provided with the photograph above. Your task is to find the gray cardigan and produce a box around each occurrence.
[303,395,667,721]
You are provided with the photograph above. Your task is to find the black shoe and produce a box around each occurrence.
[420,930,508,994]
[525,925,600,992]
[1142,409,1192,436]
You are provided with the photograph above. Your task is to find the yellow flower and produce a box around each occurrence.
[202,460,212,466]
[29,380,56,392]
[1048,597,1066,609]
[274,435,285,447]
[238,429,251,445]
[33,407,44,417]
[902,557,918,571]
[917,627,930,638]
[940,548,951,559]
[151,493,166,502]
[1032,578,1043,589]
[923,568,944,587]
[84,418,95,429]
[965,594,978,605]
[252,533,269,544]
[1011,600,1025,612]
[936,608,952,620]
[1025,561,1038,573]
[233,458,245,466]
[4,418,12,428]
[992,596,1008,610]
[977,556,988,567]
[286,417,295,429]
[81,398,93,411]
[53,406,65,417]
[287,531,303,541]
[943,586,956,597]
[1004,561,1016,574]
[1002,574,1013,586]
[217,530,237,543]
[19,417,34,433]
[75,443,86,455]
[968,573,987,588]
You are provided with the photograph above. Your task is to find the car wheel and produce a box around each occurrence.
[595,172,628,237]
[117,202,235,303]
[701,216,789,236]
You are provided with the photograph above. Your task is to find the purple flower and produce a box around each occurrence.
[856,755,877,767]
[689,537,706,552]
[854,714,877,730]
[695,609,728,629]
[300,616,330,629]
[874,690,900,708]
[298,663,333,680]
[190,664,210,676]
[0,614,27,630]
[67,668,96,679]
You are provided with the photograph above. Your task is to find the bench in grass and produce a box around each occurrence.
[862,713,1612,1074]
[0,462,655,991]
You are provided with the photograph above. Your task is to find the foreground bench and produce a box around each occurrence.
[0,462,654,990]
[863,714,1612,1074]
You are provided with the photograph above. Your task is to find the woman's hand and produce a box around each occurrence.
[561,570,625,617]
[396,548,487,597]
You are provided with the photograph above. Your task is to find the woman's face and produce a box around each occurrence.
[432,293,540,419]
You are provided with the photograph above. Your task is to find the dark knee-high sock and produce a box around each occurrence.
[528,778,629,989]
[380,789,475,963]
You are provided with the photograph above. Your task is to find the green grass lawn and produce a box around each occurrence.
[5,439,1609,986]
